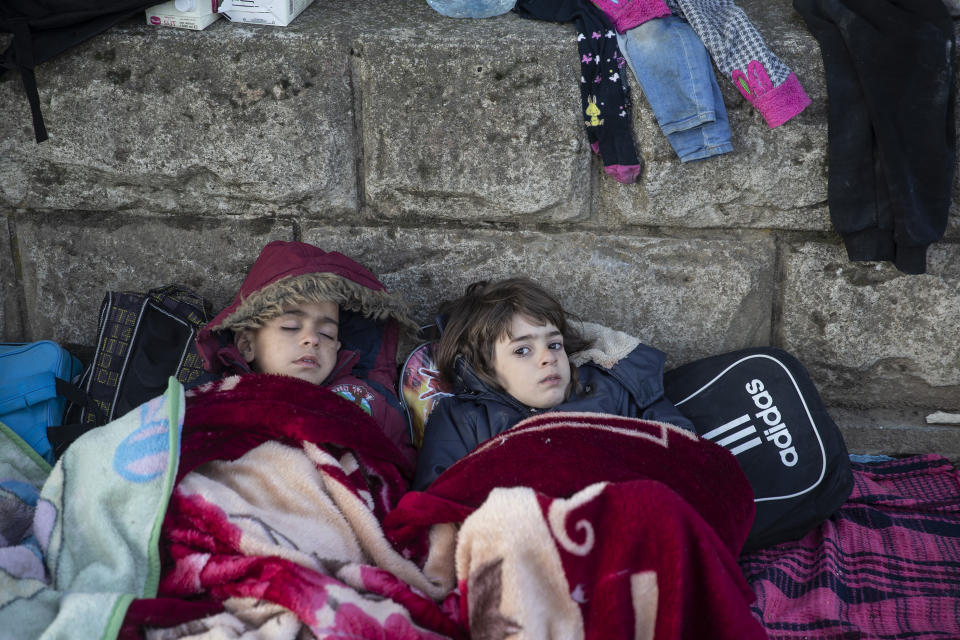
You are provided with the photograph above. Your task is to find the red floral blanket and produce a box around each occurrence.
[123,375,766,639]
[385,411,767,640]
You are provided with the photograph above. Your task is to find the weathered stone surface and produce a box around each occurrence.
[14,212,293,347]
[0,212,23,340]
[302,225,776,366]
[357,24,590,222]
[0,14,358,218]
[781,242,960,411]
[832,407,960,465]
[1,0,959,458]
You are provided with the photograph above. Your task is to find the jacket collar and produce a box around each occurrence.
[452,356,532,413]
[325,348,361,385]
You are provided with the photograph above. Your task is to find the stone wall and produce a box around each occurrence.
[2,0,958,459]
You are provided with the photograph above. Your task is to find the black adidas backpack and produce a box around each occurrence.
[1,0,158,142]
[664,347,854,552]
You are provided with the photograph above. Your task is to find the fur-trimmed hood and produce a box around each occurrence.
[197,241,413,386]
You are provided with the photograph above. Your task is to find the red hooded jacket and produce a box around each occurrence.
[195,241,416,464]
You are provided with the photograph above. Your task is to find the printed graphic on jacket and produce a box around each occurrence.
[329,383,374,416]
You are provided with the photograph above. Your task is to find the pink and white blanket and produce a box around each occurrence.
[122,374,765,639]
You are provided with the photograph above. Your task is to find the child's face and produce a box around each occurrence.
[236,301,341,386]
[492,314,571,409]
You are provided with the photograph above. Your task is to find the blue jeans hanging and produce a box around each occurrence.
[617,16,733,162]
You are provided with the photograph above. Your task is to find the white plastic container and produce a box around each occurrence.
[218,0,315,26]
[146,0,221,30]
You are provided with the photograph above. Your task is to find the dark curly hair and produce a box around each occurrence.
[435,277,592,391]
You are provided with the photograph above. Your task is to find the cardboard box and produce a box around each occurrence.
[218,0,314,26]
[146,0,221,30]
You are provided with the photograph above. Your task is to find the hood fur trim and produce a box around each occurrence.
[569,321,641,369]
[213,272,416,333]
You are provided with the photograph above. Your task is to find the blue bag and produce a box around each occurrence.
[0,341,84,462]
[426,0,517,18]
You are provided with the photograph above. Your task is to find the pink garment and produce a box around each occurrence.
[590,0,671,33]
[591,141,643,183]
[605,163,644,184]
[732,64,811,128]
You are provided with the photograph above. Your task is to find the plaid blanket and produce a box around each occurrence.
[740,454,960,639]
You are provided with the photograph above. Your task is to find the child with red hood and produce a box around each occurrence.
[195,240,417,464]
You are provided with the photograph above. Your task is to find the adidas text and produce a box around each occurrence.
[745,379,798,467]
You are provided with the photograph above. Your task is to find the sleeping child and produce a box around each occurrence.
[195,239,417,463]
[413,276,694,489]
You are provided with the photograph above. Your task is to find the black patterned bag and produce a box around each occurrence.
[54,285,216,456]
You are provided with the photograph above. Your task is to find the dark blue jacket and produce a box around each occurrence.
[412,343,693,490]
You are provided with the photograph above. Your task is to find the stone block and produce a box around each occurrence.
[356,15,591,222]
[14,212,293,348]
[0,213,23,340]
[0,14,357,217]
[781,242,960,411]
[1,0,957,463]
[832,407,960,465]
[302,225,776,366]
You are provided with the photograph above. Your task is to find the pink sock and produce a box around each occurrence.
[604,163,643,184]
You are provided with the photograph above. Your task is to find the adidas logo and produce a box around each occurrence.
[701,379,798,467]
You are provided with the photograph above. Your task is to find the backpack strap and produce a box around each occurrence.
[54,377,103,420]
[46,422,94,460]
[0,373,96,415]
[7,18,48,143]
[46,378,106,460]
